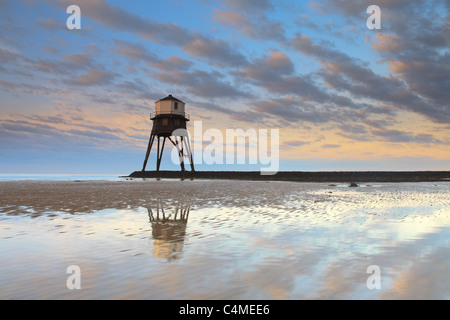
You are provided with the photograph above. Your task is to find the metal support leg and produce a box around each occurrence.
[142,133,155,171]
[185,135,195,172]
[180,136,185,171]
[157,136,166,171]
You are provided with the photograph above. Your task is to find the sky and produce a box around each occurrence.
[0,0,449,174]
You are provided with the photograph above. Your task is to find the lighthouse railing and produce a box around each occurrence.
[150,112,190,120]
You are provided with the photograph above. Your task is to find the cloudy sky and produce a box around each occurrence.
[0,0,449,174]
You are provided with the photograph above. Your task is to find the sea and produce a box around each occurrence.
[0,175,448,299]
[0,174,125,181]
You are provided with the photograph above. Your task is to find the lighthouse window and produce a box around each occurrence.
[162,118,168,126]
[174,102,178,110]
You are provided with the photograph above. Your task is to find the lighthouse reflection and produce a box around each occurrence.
[147,199,190,261]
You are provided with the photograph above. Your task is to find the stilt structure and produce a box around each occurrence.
[142,94,195,172]
[147,199,190,260]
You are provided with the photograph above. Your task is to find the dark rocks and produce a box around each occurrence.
[127,171,450,183]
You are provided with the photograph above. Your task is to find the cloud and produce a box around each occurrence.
[235,50,384,123]
[0,80,64,96]
[151,56,193,71]
[183,38,248,67]
[235,51,330,102]
[213,9,285,41]
[314,0,450,123]
[0,120,57,136]
[53,0,248,68]
[154,69,251,99]
[336,123,372,141]
[283,140,311,147]
[220,0,274,14]
[29,59,67,74]
[0,114,142,155]
[369,1,449,120]
[213,0,286,41]
[251,97,333,124]
[113,78,160,101]
[190,100,263,123]
[66,128,122,141]
[317,0,417,19]
[292,33,450,123]
[112,39,157,63]
[62,52,95,67]
[2,0,448,172]
[37,18,60,30]
[0,45,21,63]
[239,51,294,79]
[322,144,341,148]
[53,0,193,45]
[371,129,444,144]
[70,69,115,86]
[371,33,406,53]
[25,46,101,77]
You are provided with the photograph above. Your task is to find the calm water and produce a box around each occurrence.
[0,174,124,181]
[0,179,449,299]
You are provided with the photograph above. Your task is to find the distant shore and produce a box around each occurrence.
[128,170,450,183]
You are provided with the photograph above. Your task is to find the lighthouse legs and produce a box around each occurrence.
[156,137,166,172]
[180,136,186,171]
[168,136,195,172]
[142,133,155,171]
[180,135,195,172]
[170,136,185,171]
[184,135,195,172]
[143,133,195,172]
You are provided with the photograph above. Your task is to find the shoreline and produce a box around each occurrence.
[128,170,450,183]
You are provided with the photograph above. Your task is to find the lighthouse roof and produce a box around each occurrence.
[156,94,184,104]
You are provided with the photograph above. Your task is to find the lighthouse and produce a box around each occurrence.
[142,94,195,172]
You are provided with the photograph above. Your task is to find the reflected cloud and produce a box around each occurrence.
[0,180,449,299]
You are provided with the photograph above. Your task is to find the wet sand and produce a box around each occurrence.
[0,179,449,299]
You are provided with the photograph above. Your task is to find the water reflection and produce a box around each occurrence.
[0,180,449,299]
[147,199,190,261]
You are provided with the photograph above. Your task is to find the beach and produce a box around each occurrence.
[0,178,449,299]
